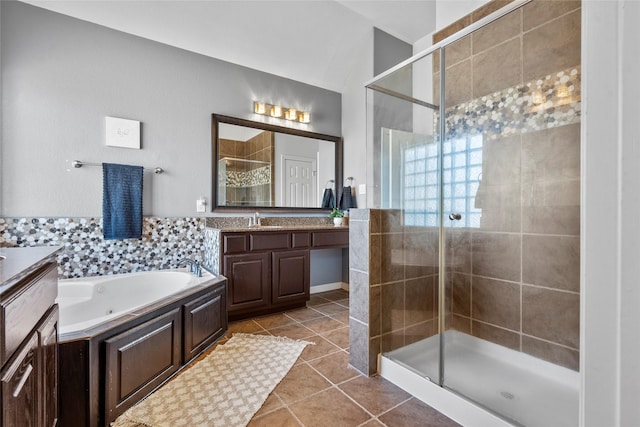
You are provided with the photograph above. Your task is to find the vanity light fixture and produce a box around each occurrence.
[299,111,310,123]
[270,105,282,118]
[254,102,267,115]
[285,108,297,121]
[253,101,310,123]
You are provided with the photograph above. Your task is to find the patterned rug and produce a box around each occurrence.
[112,333,311,427]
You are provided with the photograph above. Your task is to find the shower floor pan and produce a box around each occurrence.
[381,330,579,427]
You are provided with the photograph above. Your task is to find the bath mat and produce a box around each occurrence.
[111,333,311,427]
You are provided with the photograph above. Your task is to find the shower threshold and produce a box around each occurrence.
[380,330,579,427]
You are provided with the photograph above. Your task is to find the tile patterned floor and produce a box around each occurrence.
[203,289,460,427]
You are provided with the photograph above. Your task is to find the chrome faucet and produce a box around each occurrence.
[177,259,202,277]
[254,212,261,226]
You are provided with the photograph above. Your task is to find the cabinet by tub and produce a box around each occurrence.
[219,227,347,320]
[0,246,61,427]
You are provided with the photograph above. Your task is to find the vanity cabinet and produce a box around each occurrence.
[271,250,309,306]
[224,252,270,312]
[0,247,61,427]
[219,228,347,320]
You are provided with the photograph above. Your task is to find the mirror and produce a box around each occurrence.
[212,114,343,211]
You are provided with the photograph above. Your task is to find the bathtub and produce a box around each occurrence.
[57,268,228,426]
[57,269,208,335]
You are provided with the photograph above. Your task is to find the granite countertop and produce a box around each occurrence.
[205,216,350,232]
[0,246,61,296]
[213,224,349,232]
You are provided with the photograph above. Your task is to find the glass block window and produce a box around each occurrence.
[403,134,483,227]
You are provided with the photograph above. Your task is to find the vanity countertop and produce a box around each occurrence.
[211,224,349,232]
[0,246,61,296]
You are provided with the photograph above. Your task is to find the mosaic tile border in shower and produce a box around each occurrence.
[0,217,206,278]
[444,66,581,140]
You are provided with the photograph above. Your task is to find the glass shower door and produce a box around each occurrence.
[439,5,581,425]
[369,50,444,386]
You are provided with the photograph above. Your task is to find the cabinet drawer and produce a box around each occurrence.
[292,232,310,249]
[312,230,349,248]
[1,262,57,366]
[1,332,39,427]
[250,232,290,251]
[223,234,247,254]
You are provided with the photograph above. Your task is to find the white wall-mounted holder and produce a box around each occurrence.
[105,116,141,149]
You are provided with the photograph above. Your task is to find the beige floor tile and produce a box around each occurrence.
[312,302,349,316]
[228,319,264,334]
[321,326,350,349]
[302,316,344,334]
[167,290,458,427]
[253,392,284,417]
[285,307,325,322]
[248,407,302,427]
[319,290,350,301]
[378,398,461,427]
[307,295,332,306]
[328,311,350,325]
[300,335,342,361]
[274,364,332,405]
[338,376,412,416]
[335,298,350,308]
[269,323,316,340]
[360,420,385,427]
[289,388,372,427]
[309,351,360,384]
[254,313,296,330]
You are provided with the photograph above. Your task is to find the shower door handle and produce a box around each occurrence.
[448,213,462,221]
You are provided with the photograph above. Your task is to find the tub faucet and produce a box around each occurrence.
[177,259,201,277]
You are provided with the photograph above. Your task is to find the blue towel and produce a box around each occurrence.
[103,163,143,240]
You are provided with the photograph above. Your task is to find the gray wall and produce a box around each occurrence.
[373,28,412,76]
[1,1,341,217]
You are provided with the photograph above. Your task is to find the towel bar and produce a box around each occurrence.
[72,160,163,174]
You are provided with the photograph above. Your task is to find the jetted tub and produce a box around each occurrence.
[57,269,207,334]
[57,268,228,426]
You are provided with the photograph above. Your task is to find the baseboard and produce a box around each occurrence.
[310,282,348,294]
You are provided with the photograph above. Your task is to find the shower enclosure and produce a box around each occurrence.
[365,0,581,425]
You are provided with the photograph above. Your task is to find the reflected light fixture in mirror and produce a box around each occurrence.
[253,101,310,123]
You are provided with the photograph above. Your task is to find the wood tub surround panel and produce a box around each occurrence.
[183,286,226,362]
[105,308,182,422]
[58,276,227,427]
[218,227,348,320]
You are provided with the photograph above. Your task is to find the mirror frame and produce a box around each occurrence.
[212,114,343,212]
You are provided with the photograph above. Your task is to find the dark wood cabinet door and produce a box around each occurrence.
[38,305,58,427]
[104,308,182,424]
[1,333,39,427]
[224,253,270,312]
[272,250,310,306]
[183,286,227,363]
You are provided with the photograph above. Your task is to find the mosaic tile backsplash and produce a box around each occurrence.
[0,217,206,278]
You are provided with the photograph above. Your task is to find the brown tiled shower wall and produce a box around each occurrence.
[349,0,581,375]
[219,131,274,205]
